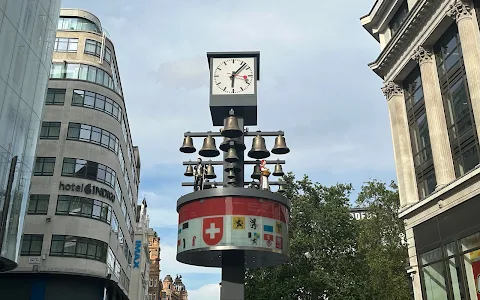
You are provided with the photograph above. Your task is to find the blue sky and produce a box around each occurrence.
[63,0,392,298]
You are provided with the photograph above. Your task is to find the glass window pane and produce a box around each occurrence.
[422,261,448,300]
[84,92,95,107]
[463,248,480,299]
[63,237,76,255]
[87,66,96,82]
[72,90,84,105]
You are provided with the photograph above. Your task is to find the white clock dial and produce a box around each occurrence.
[213,58,254,94]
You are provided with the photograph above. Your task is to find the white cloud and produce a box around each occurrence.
[160,243,220,275]
[187,284,221,300]
[155,56,209,90]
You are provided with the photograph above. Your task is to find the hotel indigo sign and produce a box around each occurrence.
[59,181,115,202]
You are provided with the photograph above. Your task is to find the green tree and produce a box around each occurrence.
[356,180,412,300]
[245,173,369,300]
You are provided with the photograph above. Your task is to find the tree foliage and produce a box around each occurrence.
[245,173,369,300]
[244,175,411,300]
[356,180,411,300]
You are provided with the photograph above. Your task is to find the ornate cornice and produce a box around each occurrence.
[447,0,473,22]
[412,46,434,65]
[382,81,404,99]
[367,0,442,79]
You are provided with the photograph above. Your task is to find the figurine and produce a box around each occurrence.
[259,160,271,191]
[193,158,206,191]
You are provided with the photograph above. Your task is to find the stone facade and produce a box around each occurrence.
[161,275,188,300]
[148,229,161,300]
[361,0,480,299]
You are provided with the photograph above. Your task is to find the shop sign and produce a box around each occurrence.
[59,181,115,202]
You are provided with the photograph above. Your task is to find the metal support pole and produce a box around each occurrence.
[220,250,245,300]
[181,181,285,187]
[183,160,285,166]
[184,131,284,137]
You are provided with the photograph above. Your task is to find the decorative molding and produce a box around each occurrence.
[447,0,473,22]
[412,46,434,65]
[381,81,404,99]
[367,0,445,79]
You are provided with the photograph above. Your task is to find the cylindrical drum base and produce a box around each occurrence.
[176,188,290,268]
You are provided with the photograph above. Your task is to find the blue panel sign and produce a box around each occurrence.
[134,240,141,268]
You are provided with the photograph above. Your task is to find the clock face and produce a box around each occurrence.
[211,57,255,95]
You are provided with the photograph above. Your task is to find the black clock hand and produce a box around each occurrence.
[231,73,235,88]
[234,62,247,75]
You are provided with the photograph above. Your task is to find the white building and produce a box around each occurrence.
[129,199,151,300]
[0,8,141,300]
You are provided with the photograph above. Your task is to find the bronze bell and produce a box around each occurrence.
[271,135,290,155]
[248,135,270,159]
[199,136,220,157]
[222,115,243,138]
[251,163,261,180]
[278,184,286,193]
[225,162,241,173]
[180,136,196,153]
[273,163,284,176]
[227,169,236,179]
[184,165,194,177]
[220,137,246,152]
[225,148,239,163]
[206,164,216,179]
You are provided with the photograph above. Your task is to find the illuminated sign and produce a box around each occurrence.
[59,181,115,202]
[133,240,141,268]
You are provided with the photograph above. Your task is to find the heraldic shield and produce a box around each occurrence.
[202,216,224,246]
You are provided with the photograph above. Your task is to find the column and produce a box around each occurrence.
[448,0,480,138]
[405,227,423,300]
[382,82,419,206]
[412,46,456,188]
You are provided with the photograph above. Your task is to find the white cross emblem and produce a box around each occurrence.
[205,222,220,239]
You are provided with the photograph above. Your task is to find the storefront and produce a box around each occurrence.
[415,195,480,299]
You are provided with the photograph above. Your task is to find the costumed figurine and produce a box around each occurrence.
[259,159,271,191]
[193,158,206,191]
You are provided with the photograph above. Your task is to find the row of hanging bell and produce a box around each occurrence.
[247,134,290,159]
[180,133,290,159]
[250,162,284,179]
[184,164,217,179]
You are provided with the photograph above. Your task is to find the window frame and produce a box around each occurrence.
[61,157,116,188]
[34,157,56,176]
[404,67,437,199]
[54,37,78,53]
[71,89,122,122]
[27,194,49,215]
[389,1,409,37]
[40,121,61,140]
[50,235,108,262]
[435,24,480,178]
[56,194,112,224]
[21,234,44,256]
[45,88,66,105]
[67,122,119,154]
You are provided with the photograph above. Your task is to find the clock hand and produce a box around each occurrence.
[234,62,247,75]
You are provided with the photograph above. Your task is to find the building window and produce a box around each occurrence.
[67,122,119,154]
[150,279,153,287]
[21,234,43,256]
[45,88,66,105]
[105,47,112,64]
[389,1,409,36]
[72,90,122,121]
[61,158,116,188]
[435,25,480,177]
[34,157,56,176]
[404,67,437,199]
[153,293,156,300]
[49,62,121,95]
[85,39,102,56]
[27,194,49,215]
[57,17,101,33]
[56,195,112,224]
[54,37,78,52]
[40,122,61,140]
[50,235,108,262]
[418,232,480,299]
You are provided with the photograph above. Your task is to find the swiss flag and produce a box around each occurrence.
[203,217,224,246]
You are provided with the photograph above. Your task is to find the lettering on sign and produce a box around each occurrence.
[134,240,141,268]
[28,257,40,264]
[59,181,115,202]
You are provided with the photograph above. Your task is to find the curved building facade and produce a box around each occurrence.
[0,9,141,300]
[0,0,61,271]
